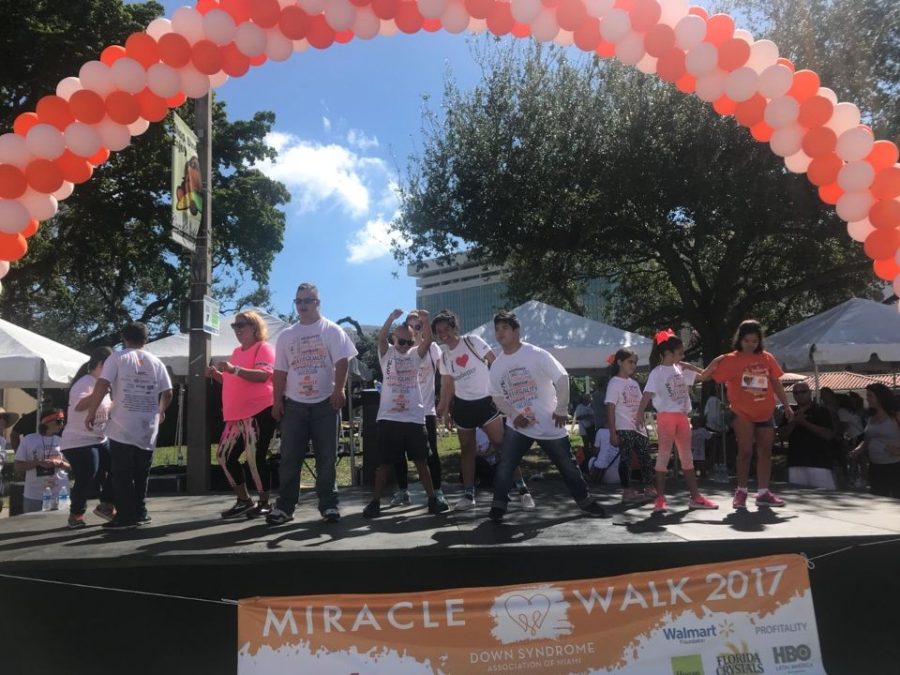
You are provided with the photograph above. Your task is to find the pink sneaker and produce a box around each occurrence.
[653,496,668,513]
[732,489,748,509]
[756,490,786,507]
[689,494,719,510]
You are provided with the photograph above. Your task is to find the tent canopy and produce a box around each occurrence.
[766,298,900,370]
[0,317,87,388]
[466,300,652,374]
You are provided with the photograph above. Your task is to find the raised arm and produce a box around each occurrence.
[379,309,403,357]
[416,309,433,358]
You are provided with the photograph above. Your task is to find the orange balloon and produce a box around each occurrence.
[705,14,735,46]
[463,0,492,20]
[306,15,335,49]
[869,199,900,230]
[734,94,766,127]
[166,92,187,108]
[158,33,192,68]
[371,0,399,19]
[335,28,356,42]
[675,74,696,94]
[863,227,900,260]
[69,89,107,124]
[573,19,601,52]
[25,159,64,193]
[192,40,223,75]
[807,154,842,187]
[787,70,820,103]
[511,22,531,38]
[718,38,750,71]
[873,257,900,281]
[557,0,588,32]
[126,32,160,68]
[871,166,900,200]
[249,0,282,28]
[13,112,40,136]
[801,126,837,158]
[248,53,267,66]
[89,147,110,166]
[0,165,28,199]
[105,91,140,125]
[713,95,737,116]
[656,47,686,81]
[20,219,39,238]
[56,150,93,184]
[100,45,127,66]
[818,182,843,205]
[629,0,661,33]
[866,141,899,172]
[750,122,773,142]
[688,5,708,20]
[596,40,617,59]
[776,57,795,72]
[395,2,425,34]
[486,1,514,35]
[36,95,75,131]
[279,5,310,40]
[135,88,168,123]
[220,0,252,23]
[614,0,634,9]
[0,233,28,262]
[221,44,251,77]
[197,0,219,13]
[645,24,676,57]
[797,95,833,129]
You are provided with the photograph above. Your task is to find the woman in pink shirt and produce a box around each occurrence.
[206,311,276,519]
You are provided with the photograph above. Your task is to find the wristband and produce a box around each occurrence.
[233,366,241,377]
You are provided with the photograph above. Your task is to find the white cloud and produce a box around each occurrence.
[322,116,332,132]
[346,128,379,150]
[346,213,410,264]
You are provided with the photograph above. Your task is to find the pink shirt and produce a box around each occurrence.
[221,341,275,421]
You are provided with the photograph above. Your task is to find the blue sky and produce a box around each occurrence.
[146,1,495,325]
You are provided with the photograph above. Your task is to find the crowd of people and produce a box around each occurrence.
[2,281,899,531]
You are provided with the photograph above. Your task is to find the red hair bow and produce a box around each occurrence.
[606,353,616,365]
[655,328,676,345]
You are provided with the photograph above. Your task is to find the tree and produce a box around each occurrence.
[0,1,289,349]
[394,38,885,360]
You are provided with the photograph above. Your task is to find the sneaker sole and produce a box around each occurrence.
[689,504,720,510]
[92,510,115,523]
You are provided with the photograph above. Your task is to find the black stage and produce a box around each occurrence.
[0,482,898,674]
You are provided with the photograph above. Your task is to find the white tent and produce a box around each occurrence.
[767,298,900,370]
[0,317,87,388]
[467,300,652,373]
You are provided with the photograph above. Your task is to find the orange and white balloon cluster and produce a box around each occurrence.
[0,0,898,295]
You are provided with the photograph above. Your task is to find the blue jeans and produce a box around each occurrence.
[109,440,153,524]
[275,398,340,516]
[491,427,594,512]
[63,443,114,515]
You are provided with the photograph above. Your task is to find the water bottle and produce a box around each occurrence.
[41,486,53,512]
[58,485,69,511]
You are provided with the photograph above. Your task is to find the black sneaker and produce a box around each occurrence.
[137,514,152,525]
[265,508,293,525]
[322,508,341,523]
[488,507,505,523]
[102,519,138,530]
[221,499,255,519]
[582,501,607,517]
[246,502,272,519]
[362,500,381,519]
[428,496,450,514]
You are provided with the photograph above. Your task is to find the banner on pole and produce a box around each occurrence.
[171,112,202,251]
[238,553,824,674]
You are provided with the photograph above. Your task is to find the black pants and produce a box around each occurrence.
[395,415,441,490]
[217,406,276,493]
[869,462,900,498]
[109,440,153,524]
[63,442,113,515]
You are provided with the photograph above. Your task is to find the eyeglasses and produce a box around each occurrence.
[294,298,318,306]
[410,324,423,331]
[396,339,415,347]
[231,322,251,329]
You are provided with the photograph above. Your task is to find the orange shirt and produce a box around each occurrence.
[712,350,784,422]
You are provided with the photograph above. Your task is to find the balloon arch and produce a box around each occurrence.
[0,0,898,293]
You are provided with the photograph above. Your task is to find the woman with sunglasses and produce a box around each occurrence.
[207,311,277,519]
[14,409,70,513]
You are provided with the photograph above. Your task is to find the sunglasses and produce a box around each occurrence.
[231,322,251,329]
[396,339,415,347]
[294,298,318,306]
[410,324,423,330]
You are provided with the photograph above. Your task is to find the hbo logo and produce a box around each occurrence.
[773,645,812,664]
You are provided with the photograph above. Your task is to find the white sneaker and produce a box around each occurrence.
[390,490,411,506]
[520,492,536,509]
[454,494,476,511]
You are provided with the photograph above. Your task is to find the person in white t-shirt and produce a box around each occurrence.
[362,309,450,518]
[14,410,70,513]
[60,347,115,529]
[605,348,655,502]
[0,407,17,512]
[635,330,718,514]
[85,322,173,530]
[268,283,359,526]
[487,311,605,522]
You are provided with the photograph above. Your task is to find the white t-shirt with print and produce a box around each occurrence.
[275,317,359,404]
[61,375,111,450]
[101,348,173,451]
[438,335,493,401]
[490,342,568,441]
[378,346,426,425]
[645,364,697,414]
[15,433,70,500]
[605,376,645,434]
[417,342,442,417]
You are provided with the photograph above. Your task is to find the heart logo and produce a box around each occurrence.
[504,594,551,636]
[455,353,469,368]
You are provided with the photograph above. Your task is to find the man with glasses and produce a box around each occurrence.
[267,283,358,525]
[780,384,836,489]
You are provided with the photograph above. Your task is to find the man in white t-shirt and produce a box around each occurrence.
[487,311,606,522]
[267,283,359,525]
[85,322,173,530]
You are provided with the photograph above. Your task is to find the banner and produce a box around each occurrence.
[171,112,202,251]
[238,553,825,674]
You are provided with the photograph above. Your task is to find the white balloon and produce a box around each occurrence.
[695,69,728,102]
[111,57,147,94]
[764,96,800,129]
[511,0,542,23]
[468,18,488,34]
[555,30,574,47]
[180,65,211,99]
[147,63,182,98]
[379,19,400,37]
[745,39,778,73]
[0,260,9,279]
[266,29,294,61]
[209,71,229,89]
[584,0,615,19]
[202,9,236,45]
[127,118,150,136]
[827,102,862,137]
[278,0,296,6]
[838,161,876,192]
[733,29,753,44]
[56,77,83,101]
[96,118,131,152]
[836,192,874,223]
[847,219,875,242]
[836,126,875,163]
[770,125,804,158]
[531,11,560,42]
[79,61,115,97]
[299,0,327,14]
[0,200,31,235]
[325,0,356,31]
[146,18,173,40]
[600,9,631,44]
[441,3,469,33]
[352,7,381,39]
[235,22,267,57]
[26,124,66,160]
[784,150,812,174]
[674,14,706,51]
[171,7,205,44]
[52,181,74,201]
[635,54,658,75]
[418,0,449,20]
[685,42,719,77]
[0,133,33,169]
[818,87,838,104]
[659,0,689,28]
[292,39,310,52]
[20,189,58,221]
[758,63,793,99]
[64,122,102,158]
[724,67,758,102]
[615,32,645,66]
